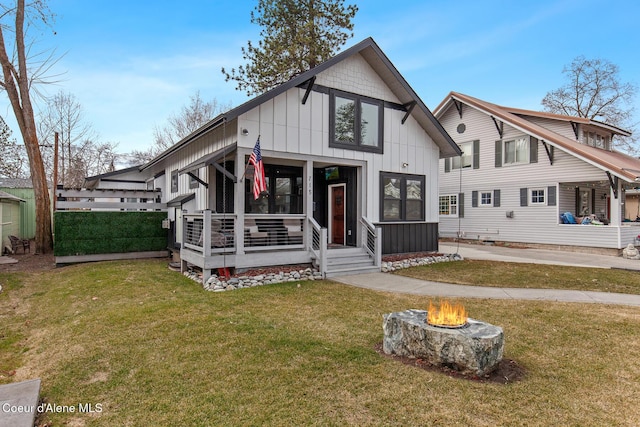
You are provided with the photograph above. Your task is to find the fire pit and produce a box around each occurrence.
[383,305,504,376]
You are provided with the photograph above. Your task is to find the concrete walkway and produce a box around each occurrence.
[0,379,40,427]
[333,242,640,307]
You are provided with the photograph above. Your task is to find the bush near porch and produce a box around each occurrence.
[54,211,167,256]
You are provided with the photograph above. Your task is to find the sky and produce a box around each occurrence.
[2,0,640,158]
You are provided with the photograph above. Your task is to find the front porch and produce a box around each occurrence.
[179,211,382,283]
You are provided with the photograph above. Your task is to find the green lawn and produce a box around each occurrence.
[1,259,639,426]
[394,259,640,294]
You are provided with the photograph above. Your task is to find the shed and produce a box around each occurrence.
[0,190,25,255]
[0,178,36,239]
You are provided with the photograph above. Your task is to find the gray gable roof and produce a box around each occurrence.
[0,177,33,189]
[142,37,460,170]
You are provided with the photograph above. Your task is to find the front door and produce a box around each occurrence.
[329,184,345,245]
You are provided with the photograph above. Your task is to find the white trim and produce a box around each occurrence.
[328,183,346,244]
[530,187,547,206]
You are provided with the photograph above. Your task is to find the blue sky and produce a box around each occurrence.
[2,0,639,155]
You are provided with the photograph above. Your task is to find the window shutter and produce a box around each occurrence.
[520,188,528,206]
[444,158,450,173]
[495,140,502,168]
[472,190,478,207]
[530,137,538,163]
[548,186,556,206]
[494,189,501,207]
[458,193,464,218]
[473,140,480,169]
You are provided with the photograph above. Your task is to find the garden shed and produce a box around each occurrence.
[0,190,25,255]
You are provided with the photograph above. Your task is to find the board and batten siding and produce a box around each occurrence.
[438,102,619,247]
[163,124,236,211]
[238,53,442,223]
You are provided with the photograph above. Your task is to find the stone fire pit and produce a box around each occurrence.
[383,309,504,376]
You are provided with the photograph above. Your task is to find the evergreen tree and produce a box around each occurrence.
[223,0,358,96]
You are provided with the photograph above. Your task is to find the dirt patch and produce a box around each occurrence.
[374,342,526,384]
[0,250,55,273]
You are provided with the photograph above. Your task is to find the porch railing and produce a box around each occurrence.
[183,211,236,255]
[244,214,305,251]
[361,216,382,268]
[308,217,327,275]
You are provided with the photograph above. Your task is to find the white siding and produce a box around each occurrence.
[438,103,622,248]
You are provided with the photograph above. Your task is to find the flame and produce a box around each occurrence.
[427,300,467,327]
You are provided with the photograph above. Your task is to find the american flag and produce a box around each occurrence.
[249,138,267,199]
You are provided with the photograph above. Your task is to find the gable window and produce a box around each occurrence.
[504,136,530,165]
[439,194,458,217]
[531,188,546,205]
[584,131,610,150]
[171,169,178,193]
[330,89,383,153]
[380,172,425,221]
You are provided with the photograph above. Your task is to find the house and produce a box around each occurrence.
[83,37,460,281]
[0,190,25,255]
[0,177,35,239]
[434,91,639,252]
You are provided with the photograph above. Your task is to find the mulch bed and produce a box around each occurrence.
[374,343,526,384]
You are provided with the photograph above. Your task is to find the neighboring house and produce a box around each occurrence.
[0,190,25,255]
[0,177,35,239]
[84,37,460,281]
[434,91,639,251]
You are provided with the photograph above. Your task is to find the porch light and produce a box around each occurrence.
[241,128,249,136]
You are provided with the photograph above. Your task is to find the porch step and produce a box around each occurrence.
[324,247,379,278]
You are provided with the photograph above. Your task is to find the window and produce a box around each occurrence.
[171,170,178,193]
[245,164,303,214]
[189,170,199,189]
[451,141,472,169]
[504,136,529,165]
[531,188,545,205]
[584,131,610,150]
[439,194,458,217]
[330,89,383,153]
[380,172,425,221]
[480,191,492,206]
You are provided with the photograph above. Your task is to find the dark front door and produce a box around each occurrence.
[331,184,345,244]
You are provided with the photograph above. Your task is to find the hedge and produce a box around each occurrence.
[54,211,168,256]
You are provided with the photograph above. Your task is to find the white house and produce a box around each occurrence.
[435,91,640,252]
[82,38,460,281]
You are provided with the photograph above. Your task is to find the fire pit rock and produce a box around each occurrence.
[383,309,504,376]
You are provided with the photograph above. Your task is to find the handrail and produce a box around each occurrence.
[360,216,381,268]
[307,216,327,278]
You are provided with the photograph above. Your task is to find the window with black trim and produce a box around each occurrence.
[171,170,178,193]
[245,164,303,214]
[330,89,383,153]
[380,172,425,221]
[189,170,199,189]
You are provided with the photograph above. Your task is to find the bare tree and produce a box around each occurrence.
[128,91,230,165]
[542,56,638,153]
[0,0,57,253]
[37,90,117,187]
[0,114,28,177]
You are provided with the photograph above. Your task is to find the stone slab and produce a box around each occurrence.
[0,378,41,427]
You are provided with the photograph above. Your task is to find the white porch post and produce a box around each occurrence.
[236,148,246,255]
[202,209,212,283]
[611,181,622,227]
[305,159,314,248]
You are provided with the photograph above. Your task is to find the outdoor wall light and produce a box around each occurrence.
[402,162,409,168]
[241,128,249,136]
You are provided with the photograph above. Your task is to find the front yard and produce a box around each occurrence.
[1,259,639,426]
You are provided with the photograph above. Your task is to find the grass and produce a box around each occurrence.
[0,259,639,425]
[394,259,640,294]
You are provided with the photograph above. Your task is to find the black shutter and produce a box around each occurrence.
[458,193,464,218]
[547,186,556,206]
[520,188,528,206]
[530,137,538,163]
[473,140,480,169]
[495,140,502,168]
[494,189,501,207]
[444,158,450,173]
[472,190,478,207]
[591,189,596,214]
